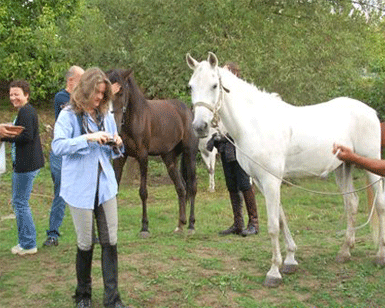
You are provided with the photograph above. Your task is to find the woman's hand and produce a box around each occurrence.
[113,133,123,147]
[86,131,111,144]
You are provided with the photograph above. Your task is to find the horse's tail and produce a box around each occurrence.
[180,152,188,186]
[367,178,380,245]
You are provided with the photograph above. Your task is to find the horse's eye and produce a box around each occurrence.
[212,84,218,90]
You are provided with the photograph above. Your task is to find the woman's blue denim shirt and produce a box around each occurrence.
[52,107,120,209]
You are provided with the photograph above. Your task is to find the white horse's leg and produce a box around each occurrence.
[263,178,283,287]
[279,204,298,274]
[335,164,358,263]
[367,172,385,266]
[199,141,216,192]
[208,167,215,192]
[207,149,216,192]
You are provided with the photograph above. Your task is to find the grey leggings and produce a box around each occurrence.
[70,197,118,251]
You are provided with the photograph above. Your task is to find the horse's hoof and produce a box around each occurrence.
[187,229,195,236]
[174,227,183,234]
[263,276,282,288]
[139,231,150,239]
[373,257,385,267]
[281,264,298,275]
[336,254,351,263]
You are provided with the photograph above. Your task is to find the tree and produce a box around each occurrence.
[0,0,79,105]
[95,0,375,107]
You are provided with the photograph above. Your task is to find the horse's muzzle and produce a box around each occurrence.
[192,121,209,138]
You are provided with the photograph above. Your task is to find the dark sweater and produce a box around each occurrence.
[1,103,45,173]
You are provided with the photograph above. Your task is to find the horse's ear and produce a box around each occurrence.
[186,53,198,70]
[207,52,218,68]
[122,69,133,80]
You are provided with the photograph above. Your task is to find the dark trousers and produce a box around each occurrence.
[221,154,251,193]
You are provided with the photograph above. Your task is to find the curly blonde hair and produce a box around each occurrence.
[70,67,112,115]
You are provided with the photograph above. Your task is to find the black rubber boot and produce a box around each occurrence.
[102,244,129,308]
[219,191,244,235]
[74,247,93,307]
[241,187,259,237]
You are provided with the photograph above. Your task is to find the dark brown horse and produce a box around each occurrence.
[107,69,198,237]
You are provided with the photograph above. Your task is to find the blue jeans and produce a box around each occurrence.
[12,169,40,249]
[47,151,66,238]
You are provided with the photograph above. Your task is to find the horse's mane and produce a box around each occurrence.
[219,67,287,108]
[125,72,148,102]
[107,68,148,105]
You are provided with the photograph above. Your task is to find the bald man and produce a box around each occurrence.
[43,66,84,247]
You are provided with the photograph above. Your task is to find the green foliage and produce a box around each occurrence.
[58,0,130,70]
[347,22,385,120]
[2,0,385,116]
[94,0,383,110]
[0,0,125,106]
[0,0,79,106]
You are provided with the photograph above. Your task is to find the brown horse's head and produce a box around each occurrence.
[106,69,133,133]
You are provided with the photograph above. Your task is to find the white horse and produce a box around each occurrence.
[198,127,218,192]
[186,52,385,287]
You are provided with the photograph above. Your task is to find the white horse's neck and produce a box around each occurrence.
[217,68,289,141]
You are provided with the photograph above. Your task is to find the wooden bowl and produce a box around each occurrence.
[4,125,25,135]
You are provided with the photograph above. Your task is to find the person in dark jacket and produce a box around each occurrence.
[1,80,45,255]
[206,62,259,236]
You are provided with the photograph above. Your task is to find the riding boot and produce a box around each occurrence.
[74,247,93,306]
[102,244,129,308]
[219,191,244,235]
[241,187,259,237]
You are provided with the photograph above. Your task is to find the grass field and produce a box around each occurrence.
[1,107,385,307]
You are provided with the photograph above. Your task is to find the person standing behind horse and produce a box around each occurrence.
[52,67,129,308]
[206,62,259,236]
[43,65,84,247]
[1,80,45,255]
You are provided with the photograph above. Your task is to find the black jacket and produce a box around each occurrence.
[206,133,236,162]
[1,103,45,173]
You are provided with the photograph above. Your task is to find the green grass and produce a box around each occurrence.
[1,109,385,307]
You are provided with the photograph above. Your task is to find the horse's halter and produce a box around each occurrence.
[110,83,129,130]
[192,68,229,128]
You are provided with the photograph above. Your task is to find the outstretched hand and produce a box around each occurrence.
[333,143,354,163]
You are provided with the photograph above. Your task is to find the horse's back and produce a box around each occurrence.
[283,97,380,177]
[149,99,193,123]
[291,97,378,141]
[147,99,198,152]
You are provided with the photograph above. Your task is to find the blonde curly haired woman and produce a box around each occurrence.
[52,67,130,308]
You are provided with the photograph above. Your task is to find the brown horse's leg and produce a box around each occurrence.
[181,149,198,233]
[138,155,150,237]
[162,152,187,232]
[112,155,128,186]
